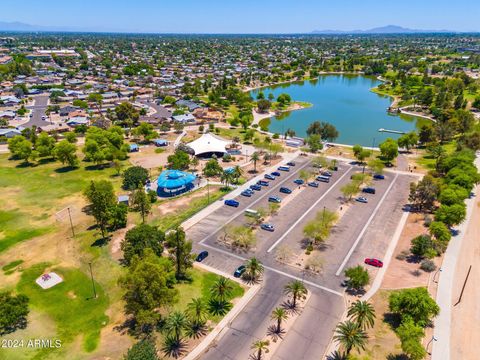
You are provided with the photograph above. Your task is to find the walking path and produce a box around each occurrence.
[432,155,480,360]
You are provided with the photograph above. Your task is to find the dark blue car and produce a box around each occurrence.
[196,251,209,262]
[257,180,270,186]
[293,179,304,185]
[234,265,246,278]
[271,171,281,177]
[373,174,385,180]
[250,184,262,191]
[279,187,292,194]
[224,199,240,207]
[241,190,253,197]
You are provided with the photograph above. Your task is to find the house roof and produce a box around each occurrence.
[157,170,196,190]
[186,132,231,156]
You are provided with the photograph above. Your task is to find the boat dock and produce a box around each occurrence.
[378,128,406,134]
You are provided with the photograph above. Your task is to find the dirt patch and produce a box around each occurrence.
[381,213,434,290]
[67,290,77,299]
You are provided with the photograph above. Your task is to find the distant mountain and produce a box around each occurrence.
[0,20,125,33]
[311,25,454,34]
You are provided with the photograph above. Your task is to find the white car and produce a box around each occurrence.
[356,197,368,203]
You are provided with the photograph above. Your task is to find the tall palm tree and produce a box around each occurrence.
[244,257,264,282]
[251,152,260,173]
[283,280,308,308]
[164,311,188,343]
[186,298,208,325]
[347,300,376,330]
[251,339,270,360]
[271,307,288,333]
[220,170,233,188]
[333,320,368,356]
[210,277,233,303]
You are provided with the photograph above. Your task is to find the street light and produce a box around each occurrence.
[426,335,437,355]
[433,268,442,283]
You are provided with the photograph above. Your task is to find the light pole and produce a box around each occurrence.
[433,267,442,283]
[426,335,437,355]
[207,179,210,204]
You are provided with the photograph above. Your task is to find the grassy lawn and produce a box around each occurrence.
[174,269,244,322]
[415,141,456,170]
[151,186,230,231]
[16,263,109,357]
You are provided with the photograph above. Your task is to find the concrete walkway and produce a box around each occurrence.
[432,155,480,359]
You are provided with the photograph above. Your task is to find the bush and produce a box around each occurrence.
[396,250,410,261]
[272,133,280,139]
[410,235,434,258]
[147,189,157,203]
[420,259,436,272]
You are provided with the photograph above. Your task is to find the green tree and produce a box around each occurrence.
[389,287,440,327]
[367,158,385,175]
[115,102,140,126]
[347,300,376,330]
[8,135,35,164]
[271,307,288,333]
[53,140,78,167]
[429,221,452,244]
[243,257,264,283]
[434,203,467,227]
[0,291,29,334]
[303,208,338,246]
[186,298,208,326]
[164,311,188,344]
[340,181,360,201]
[379,138,398,164]
[251,152,260,172]
[167,150,191,170]
[251,340,270,360]
[397,131,419,152]
[166,227,193,281]
[110,203,128,230]
[131,188,151,223]
[84,180,116,238]
[122,166,149,190]
[35,132,56,158]
[121,224,165,265]
[119,249,178,332]
[408,175,439,212]
[203,158,223,177]
[410,235,435,258]
[283,280,308,308]
[307,134,323,153]
[124,338,159,360]
[333,320,368,356]
[210,277,234,304]
[344,266,370,292]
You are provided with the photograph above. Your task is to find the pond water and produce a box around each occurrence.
[250,75,427,146]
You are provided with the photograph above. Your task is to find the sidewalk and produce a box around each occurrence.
[432,156,480,360]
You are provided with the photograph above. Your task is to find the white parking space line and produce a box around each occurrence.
[198,160,312,245]
[335,173,399,276]
[266,166,353,253]
[200,242,343,297]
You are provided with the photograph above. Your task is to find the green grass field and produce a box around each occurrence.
[16,263,109,355]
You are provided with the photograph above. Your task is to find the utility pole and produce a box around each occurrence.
[67,207,75,237]
[88,262,97,299]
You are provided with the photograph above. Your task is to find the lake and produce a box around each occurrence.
[250,75,427,146]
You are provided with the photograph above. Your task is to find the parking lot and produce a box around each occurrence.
[186,155,415,360]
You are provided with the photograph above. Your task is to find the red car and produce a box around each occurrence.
[364,258,383,268]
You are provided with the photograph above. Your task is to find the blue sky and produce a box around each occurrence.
[1,0,479,33]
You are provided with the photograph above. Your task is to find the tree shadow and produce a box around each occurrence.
[54,165,78,173]
[345,287,366,296]
[383,312,402,330]
[186,322,208,339]
[85,164,107,171]
[208,299,232,316]
[0,318,28,336]
[281,300,301,315]
[387,354,409,360]
[38,157,56,165]
[266,324,285,341]
[15,161,36,168]
[91,235,111,247]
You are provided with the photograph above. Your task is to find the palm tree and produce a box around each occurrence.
[233,165,243,184]
[210,277,233,303]
[271,307,288,333]
[251,152,260,173]
[283,280,308,308]
[186,298,208,325]
[333,320,368,356]
[250,339,270,360]
[220,170,233,188]
[164,311,188,344]
[244,257,264,282]
[347,300,376,330]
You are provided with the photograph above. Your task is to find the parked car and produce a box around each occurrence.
[316,175,330,183]
[264,174,276,180]
[293,179,304,185]
[257,180,270,187]
[241,190,253,197]
[308,181,319,188]
[321,171,332,177]
[250,184,262,191]
[260,223,275,232]
[224,199,240,207]
[362,187,376,194]
[373,174,385,180]
[364,258,383,268]
[196,251,209,262]
[356,196,368,203]
[268,196,282,203]
[279,187,292,194]
[278,166,290,172]
[271,171,281,177]
[234,265,246,277]
[287,161,296,166]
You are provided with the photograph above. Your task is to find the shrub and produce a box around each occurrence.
[396,250,410,261]
[147,189,157,203]
[123,166,149,190]
[420,259,436,272]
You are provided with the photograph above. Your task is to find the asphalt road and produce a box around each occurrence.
[24,95,50,128]
[187,156,414,359]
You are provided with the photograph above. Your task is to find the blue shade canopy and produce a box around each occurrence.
[157,170,196,190]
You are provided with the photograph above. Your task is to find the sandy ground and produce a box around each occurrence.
[450,196,480,360]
